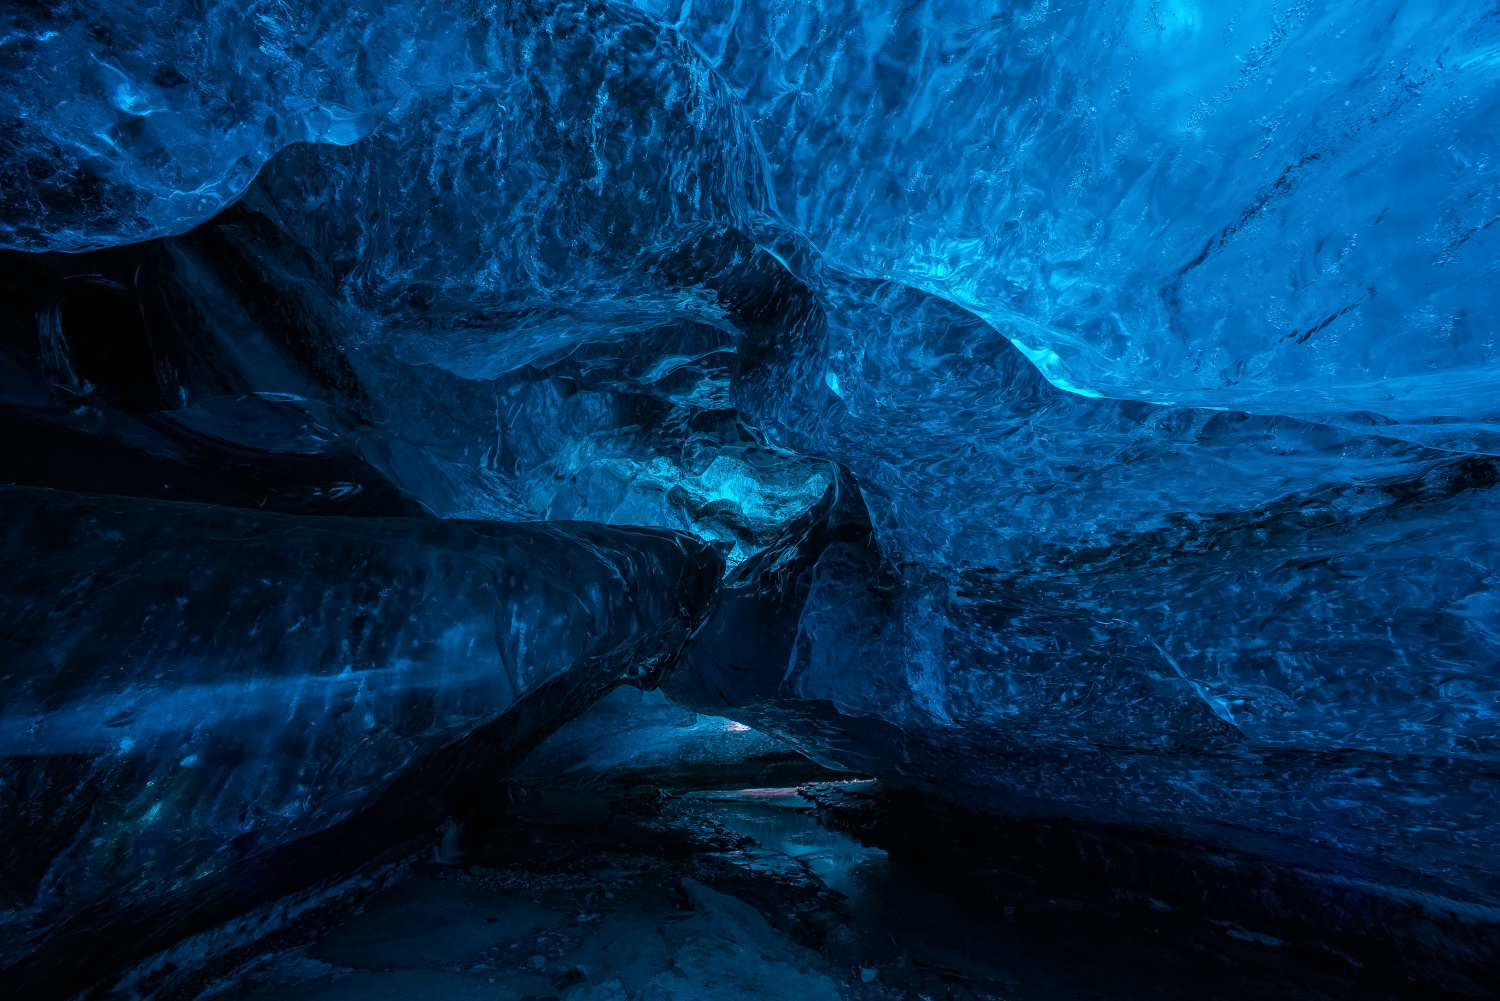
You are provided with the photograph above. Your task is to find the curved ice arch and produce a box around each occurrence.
[638,0,1500,421]
[1,1,769,253]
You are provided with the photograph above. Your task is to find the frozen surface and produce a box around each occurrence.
[675,469,1500,843]
[5,0,1500,990]
[640,0,1500,422]
[0,485,718,989]
[10,1,1500,423]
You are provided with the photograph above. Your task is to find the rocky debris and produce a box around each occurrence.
[223,785,1463,1001]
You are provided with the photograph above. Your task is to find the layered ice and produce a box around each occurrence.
[11,1,1500,423]
[0,485,718,991]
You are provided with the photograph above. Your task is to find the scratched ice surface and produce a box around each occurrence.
[4,0,1500,991]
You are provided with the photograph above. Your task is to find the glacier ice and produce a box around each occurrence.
[11,1,1500,423]
[4,0,1500,992]
[642,0,1500,422]
[0,485,718,992]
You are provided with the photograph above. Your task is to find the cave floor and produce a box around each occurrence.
[222,784,1424,1001]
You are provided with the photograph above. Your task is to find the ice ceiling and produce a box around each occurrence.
[3,0,1500,992]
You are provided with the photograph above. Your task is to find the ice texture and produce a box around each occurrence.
[11,1,1500,424]
[2,0,479,250]
[0,485,718,990]
[5,0,1500,989]
[641,0,1500,423]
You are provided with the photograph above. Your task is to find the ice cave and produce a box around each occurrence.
[2,2,1499,999]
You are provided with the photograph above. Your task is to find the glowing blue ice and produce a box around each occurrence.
[4,0,1500,988]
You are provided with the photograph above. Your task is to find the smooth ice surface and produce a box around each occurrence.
[5,0,1500,988]
[513,687,796,788]
[0,485,718,986]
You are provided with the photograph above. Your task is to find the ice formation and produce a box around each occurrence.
[0,485,717,992]
[3,0,1500,992]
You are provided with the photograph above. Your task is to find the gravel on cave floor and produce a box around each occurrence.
[220,784,1395,1001]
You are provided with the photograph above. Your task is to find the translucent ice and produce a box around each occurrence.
[13,1,1500,425]
[640,0,1500,424]
[0,485,718,990]
[5,0,1500,989]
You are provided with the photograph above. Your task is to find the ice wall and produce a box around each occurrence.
[11,1,1500,424]
[0,485,718,993]
[637,0,1500,425]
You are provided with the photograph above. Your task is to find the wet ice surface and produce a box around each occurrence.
[225,784,1443,1001]
[7,7,1500,978]
[512,689,837,792]
[680,788,884,900]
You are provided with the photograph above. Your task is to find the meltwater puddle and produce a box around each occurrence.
[680,786,886,899]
